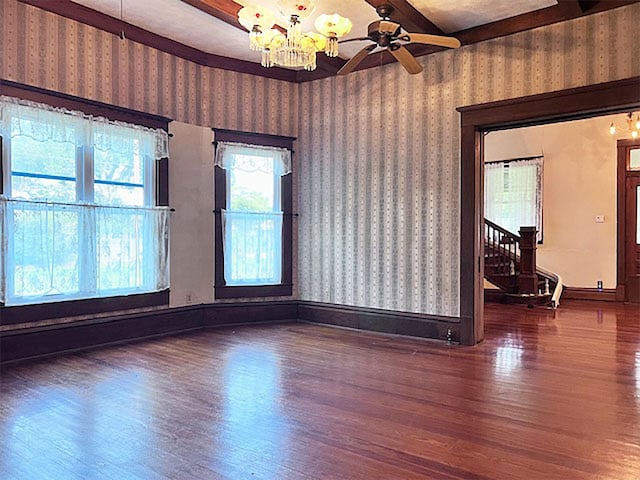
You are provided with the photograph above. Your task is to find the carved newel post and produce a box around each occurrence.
[518,226,538,294]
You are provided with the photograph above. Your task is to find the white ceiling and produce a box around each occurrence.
[409,0,558,33]
[70,0,559,66]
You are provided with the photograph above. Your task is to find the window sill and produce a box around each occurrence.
[214,284,293,299]
[0,290,169,326]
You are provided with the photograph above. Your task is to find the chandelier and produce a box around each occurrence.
[237,1,352,71]
[609,112,640,139]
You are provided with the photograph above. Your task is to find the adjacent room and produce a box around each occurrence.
[1,0,639,478]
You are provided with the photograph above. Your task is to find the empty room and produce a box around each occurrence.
[1,0,639,478]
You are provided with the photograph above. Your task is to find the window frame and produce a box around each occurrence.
[484,156,544,244]
[213,129,294,299]
[0,80,171,320]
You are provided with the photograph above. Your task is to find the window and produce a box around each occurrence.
[484,157,543,242]
[213,130,294,299]
[0,96,170,306]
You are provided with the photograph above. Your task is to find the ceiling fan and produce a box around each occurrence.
[338,4,461,76]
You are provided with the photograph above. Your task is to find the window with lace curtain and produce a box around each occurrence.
[213,131,294,299]
[0,96,170,306]
[484,157,543,242]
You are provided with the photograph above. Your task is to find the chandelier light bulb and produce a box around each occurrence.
[239,2,350,71]
[633,130,639,139]
[635,115,640,130]
[609,123,616,135]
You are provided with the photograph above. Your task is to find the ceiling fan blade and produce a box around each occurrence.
[389,45,422,74]
[337,44,376,76]
[399,33,461,49]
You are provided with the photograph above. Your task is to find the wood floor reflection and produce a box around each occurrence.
[1,300,639,479]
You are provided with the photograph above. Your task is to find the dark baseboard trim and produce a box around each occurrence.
[2,299,462,363]
[0,301,298,364]
[297,301,461,343]
[562,287,619,302]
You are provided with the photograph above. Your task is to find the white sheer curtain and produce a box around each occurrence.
[0,96,171,305]
[0,96,169,158]
[216,141,289,286]
[0,198,169,304]
[222,211,283,285]
[485,157,543,241]
[214,141,291,175]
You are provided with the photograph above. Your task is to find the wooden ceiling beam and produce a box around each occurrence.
[455,0,637,46]
[364,0,445,35]
[179,0,245,31]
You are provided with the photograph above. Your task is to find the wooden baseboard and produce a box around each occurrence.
[561,287,618,302]
[0,301,298,364]
[297,301,461,343]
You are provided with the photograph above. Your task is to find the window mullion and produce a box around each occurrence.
[2,136,11,196]
[78,144,97,294]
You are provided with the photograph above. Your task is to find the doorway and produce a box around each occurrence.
[457,76,640,345]
[617,139,640,302]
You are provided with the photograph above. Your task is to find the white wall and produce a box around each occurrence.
[168,121,215,307]
[484,113,628,288]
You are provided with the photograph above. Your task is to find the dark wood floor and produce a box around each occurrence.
[1,300,639,479]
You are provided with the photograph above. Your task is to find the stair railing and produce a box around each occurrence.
[484,218,520,279]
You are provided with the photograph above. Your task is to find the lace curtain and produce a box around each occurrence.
[222,211,283,285]
[214,141,291,176]
[0,198,169,304]
[0,96,171,305]
[485,157,543,241]
[216,141,288,286]
[0,96,169,159]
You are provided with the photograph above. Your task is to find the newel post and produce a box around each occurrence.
[518,226,538,294]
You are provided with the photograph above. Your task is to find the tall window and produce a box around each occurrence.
[213,131,293,299]
[0,96,170,305]
[484,157,543,241]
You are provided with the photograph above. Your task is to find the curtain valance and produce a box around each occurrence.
[214,141,291,176]
[0,96,169,159]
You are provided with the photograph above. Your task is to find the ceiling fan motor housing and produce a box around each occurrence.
[368,20,401,47]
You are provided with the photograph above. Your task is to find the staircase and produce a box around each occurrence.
[484,218,563,308]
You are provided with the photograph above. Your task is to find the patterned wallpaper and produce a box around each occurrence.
[297,4,640,318]
[0,0,298,137]
[2,0,639,319]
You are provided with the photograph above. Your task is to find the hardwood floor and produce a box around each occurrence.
[1,300,639,479]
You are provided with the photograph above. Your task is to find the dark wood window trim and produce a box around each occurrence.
[213,129,295,299]
[0,80,172,321]
[1,290,169,326]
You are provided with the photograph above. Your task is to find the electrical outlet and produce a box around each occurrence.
[597,281,603,291]
[186,293,192,304]
[595,215,605,223]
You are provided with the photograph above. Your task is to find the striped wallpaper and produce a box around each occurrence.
[0,0,298,137]
[1,0,639,318]
[297,3,640,318]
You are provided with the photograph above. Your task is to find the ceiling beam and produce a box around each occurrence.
[364,0,444,35]
[455,0,637,46]
[179,0,245,31]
